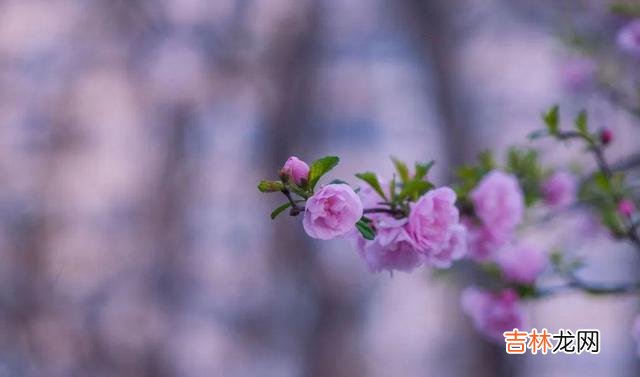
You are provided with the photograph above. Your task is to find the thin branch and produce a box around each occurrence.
[537,276,640,297]
[598,82,640,119]
[363,207,407,218]
[611,152,640,173]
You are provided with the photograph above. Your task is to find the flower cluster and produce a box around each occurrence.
[350,182,466,273]
[462,287,524,341]
[257,106,639,345]
[260,156,467,274]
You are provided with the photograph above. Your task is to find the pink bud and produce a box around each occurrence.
[600,128,613,146]
[282,156,310,185]
[618,199,635,217]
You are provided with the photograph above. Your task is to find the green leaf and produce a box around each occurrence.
[286,181,309,199]
[399,179,434,201]
[610,2,640,17]
[270,202,292,219]
[478,151,495,171]
[506,148,543,206]
[542,105,559,136]
[593,172,611,192]
[258,180,285,192]
[391,157,410,183]
[600,208,626,236]
[308,156,340,189]
[414,161,435,180]
[389,176,397,203]
[355,172,388,201]
[575,110,588,135]
[355,219,375,240]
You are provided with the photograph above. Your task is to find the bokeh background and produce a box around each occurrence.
[1,0,640,376]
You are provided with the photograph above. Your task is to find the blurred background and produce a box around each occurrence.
[1,0,640,376]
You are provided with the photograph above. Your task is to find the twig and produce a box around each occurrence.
[363,207,407,218]
[537,275,640,297]
[282,189,305,214]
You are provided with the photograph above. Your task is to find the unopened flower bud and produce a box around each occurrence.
[600,128,613,146]
[282,156,310,186]
[618,199,635,217]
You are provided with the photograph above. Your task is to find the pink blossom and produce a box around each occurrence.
[617,20,640,58]
[462,218,508,261]
[351,183,464,272]
[406,187,465,261]
[303,184,363,240]
[618,199,635,217]
[495,242,547,284]
[350,184,425,273]
[541,171,576,208]
[427,224,467,268]
[350,217,425,273]
[560,57,596,93]
[471,171,524,240]
[461,287,524,342]
[282,156,310,185]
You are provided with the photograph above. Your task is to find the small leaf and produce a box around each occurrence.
[356,219,375,240]
[286,182,310,199]
[414,161,435,180]
[391,157,410,183]
[258,180,285,192]
[355,172,387,200]
[270,202,292,219]
[610,2,640,17]
[542,105,559,136]
[389,176,397,203]
[575,110,588,135]
[600,208,626,236]
[593,172,611,192]
[478,151,495,172]
[308,156,340,189]
[399,179,434,201]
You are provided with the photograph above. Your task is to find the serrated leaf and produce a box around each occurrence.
[356,219,375,240]
[270,202,292,219]
[415,161,435,180]
[391,157,410,183]
[543,105,559,136]
[308,156,339,189]
[575,110,588,135]
[258,180,285,192]
[355,172,387,201]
